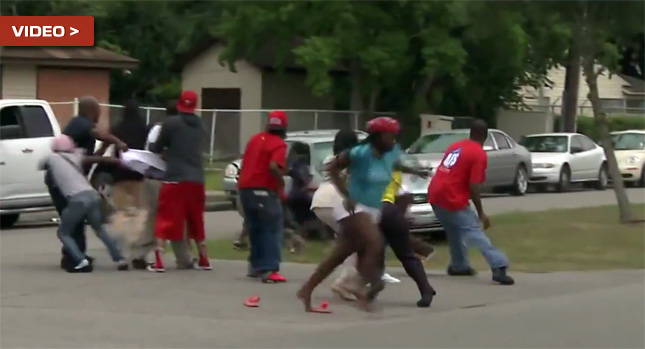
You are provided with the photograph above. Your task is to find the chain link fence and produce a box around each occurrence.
[54,99,393,160]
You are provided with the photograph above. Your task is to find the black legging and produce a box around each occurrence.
[46,171,87,264]
[379,202,435,298]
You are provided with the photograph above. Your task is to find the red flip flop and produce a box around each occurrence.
[310,301,332,314]
[244,296,260,308]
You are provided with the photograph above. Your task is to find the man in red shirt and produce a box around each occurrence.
[428,119,514,285]
[237,110,289,283]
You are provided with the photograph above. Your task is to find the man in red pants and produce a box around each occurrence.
[148,90,211,272]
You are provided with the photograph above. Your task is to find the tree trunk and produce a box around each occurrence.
[365,87,380,120]
[562,42,581,132]
[412,73,435,116]
[349,59,364,129]
[582,58,633,223]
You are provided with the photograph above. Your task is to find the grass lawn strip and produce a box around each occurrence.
[188,204,644,273]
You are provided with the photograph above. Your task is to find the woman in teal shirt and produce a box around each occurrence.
[298,117,427,312]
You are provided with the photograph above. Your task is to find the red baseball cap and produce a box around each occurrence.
[267,110,288,130]
[177,90,198,114]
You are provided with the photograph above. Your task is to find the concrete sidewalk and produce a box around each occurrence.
[1,230,644,348]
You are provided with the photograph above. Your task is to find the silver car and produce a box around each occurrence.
[406,128,532,196]
[221,130,368,206]
[520,132,608,192]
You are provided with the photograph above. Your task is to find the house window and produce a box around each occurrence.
[626,98,645,111]
[599,98,626,112]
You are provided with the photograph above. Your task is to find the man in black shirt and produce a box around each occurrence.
[48,96,127,272]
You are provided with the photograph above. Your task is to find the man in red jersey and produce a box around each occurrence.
[428,119,514,285]
[237,111,289,283]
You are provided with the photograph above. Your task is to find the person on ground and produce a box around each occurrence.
[428,119,514,285]
[49,96,127,272]
[148,91,211,272]
[298,117,428,312]
[130,100,195,270]
[237,110,289,283]
[40,135,128,272]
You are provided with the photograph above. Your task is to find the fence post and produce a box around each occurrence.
[73,97,79,115]
[353,112,359,130]
[146,108,151,125]
[209,111,217,165]
[314,111,319,130]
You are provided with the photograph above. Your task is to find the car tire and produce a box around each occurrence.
[511,165,528,196]
[639,166,645,188]
[556,165,571,192]
[0,213,20,229]
[594,163,608,190]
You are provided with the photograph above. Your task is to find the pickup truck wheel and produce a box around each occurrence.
[511,165,528,196]
[0,213,20,229]
[556,165,571,192]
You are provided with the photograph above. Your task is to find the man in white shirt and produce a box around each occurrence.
[129,101,194,270]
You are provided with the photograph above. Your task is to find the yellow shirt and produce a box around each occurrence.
[382,171,403,203]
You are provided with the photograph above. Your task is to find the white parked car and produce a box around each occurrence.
[521,132,608,192]
[611,130,645,187]
[0,99,61,228]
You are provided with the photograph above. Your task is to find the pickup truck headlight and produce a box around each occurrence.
[224,163,239,178]
[532,163,555,169]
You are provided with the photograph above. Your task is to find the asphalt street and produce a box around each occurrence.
[11,187,645,240]
[1,188,644,348]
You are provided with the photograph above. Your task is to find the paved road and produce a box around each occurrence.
[1,228,643,348]
[12,187,645,240]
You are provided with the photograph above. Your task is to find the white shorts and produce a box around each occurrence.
[332,201,380,223]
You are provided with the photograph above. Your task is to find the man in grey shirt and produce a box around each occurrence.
[147,91,211,272]
[40,135,128,272]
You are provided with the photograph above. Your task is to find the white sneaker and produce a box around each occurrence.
[75,259,89,270]
[382,273,401,284]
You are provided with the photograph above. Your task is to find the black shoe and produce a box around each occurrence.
[86,255,95,264]
[131,258,150,270]
[117,261,130,271]
[447,266,477,276]
[417,290,436,308]
[60,257,71,270]
[233,241,249,251]
[492,267,515,285]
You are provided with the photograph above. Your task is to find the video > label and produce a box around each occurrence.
[0,16,94,46]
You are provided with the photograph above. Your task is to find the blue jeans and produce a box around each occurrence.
[240,188,283,273]
[431,204,509,270]
[46,170,87,261]
[58,191,123,264]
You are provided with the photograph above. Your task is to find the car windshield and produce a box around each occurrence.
[521,136,568,153]
[612,133,645,150]
[407,132,469,154]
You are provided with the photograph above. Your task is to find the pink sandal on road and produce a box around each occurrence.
[244,296,260,308]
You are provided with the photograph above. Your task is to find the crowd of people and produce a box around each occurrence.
[43,90,514,313]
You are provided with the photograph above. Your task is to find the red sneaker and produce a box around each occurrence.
[262,271,287,283]
[147,250,165,273]
[196,255,212,271]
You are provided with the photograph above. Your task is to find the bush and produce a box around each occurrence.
[554,115,645,141]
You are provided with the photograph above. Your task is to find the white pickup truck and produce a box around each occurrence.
[0,99,61,228]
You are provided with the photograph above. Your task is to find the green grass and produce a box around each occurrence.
[204,170,223,191]
[199,204,645,273]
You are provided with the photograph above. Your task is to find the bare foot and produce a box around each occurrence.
[297,288,313,312]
